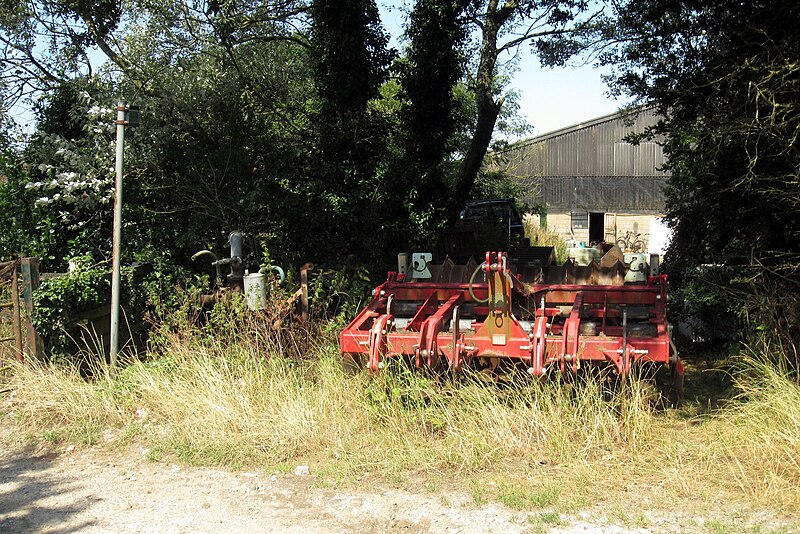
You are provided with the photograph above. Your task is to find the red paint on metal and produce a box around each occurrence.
[338,255,673,378]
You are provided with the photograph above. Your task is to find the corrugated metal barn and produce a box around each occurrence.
[496,107,668,248]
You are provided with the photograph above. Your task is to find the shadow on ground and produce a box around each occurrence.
[676,340,738,418]
[0,445,99,533]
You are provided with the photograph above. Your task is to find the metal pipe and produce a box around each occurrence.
[622,307,628,374]
[226,231,244,290]
[110,101,126,368]
[192,250,223,287]
[259,265,285,285]
[228,231,243,259]
[191,249,217,262]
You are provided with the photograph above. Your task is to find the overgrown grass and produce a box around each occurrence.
[707,353,800,501]
[1,311,799,517]
[524,217,568,263]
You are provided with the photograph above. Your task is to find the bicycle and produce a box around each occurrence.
[616,231,647,253]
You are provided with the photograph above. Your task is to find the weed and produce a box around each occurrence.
[496,481,561,511]
[528,484,561,508]
[524,217,568,263]
[705,518,791,534]
[608,505,628,524]
[527,510,565,534]
[557,493,589,514]
[529,510,564,526]
[497,483,528,510]
[74,420,101,445]
[470,479,488,506]
[118,422,142,444]
[42,429,62,444]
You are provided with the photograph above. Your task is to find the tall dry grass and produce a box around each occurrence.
[524,217,568,263]
[2,310,800,512]
[708,353,800,499]
[2,314,657,469]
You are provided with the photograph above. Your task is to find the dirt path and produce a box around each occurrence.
[0,444,793,533]
[0,445,547,533]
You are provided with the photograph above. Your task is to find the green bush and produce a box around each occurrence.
[31,263,110,362]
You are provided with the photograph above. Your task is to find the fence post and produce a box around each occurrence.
[11,261,23,361]
[20,257,43,361]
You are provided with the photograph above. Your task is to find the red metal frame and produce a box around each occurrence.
[339,252,678,377]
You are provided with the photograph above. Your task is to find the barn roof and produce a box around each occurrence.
[494,107,668,213]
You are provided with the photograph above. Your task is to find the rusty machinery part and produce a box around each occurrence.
[339,249,683,394]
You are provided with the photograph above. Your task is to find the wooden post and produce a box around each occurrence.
[20,257,43,360]
[300,263,314,322]
[11,261,23,362]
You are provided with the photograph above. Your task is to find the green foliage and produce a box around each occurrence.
[374,0,472,259]
[31,262,110,361]
[362,361,443,432]
[309,0,393,123]
[0,0,121,112]
[306,0,397,267]
[0,141,35,261]
[524,218,567,264]
[604,0,800,355]
[308,264,374,327]
[398,0,467,176]
[450,0,598,213]
[204,292,251,338]
[2,0,594,325]
[16,77,116,270]
[470,167,526,204]
[133,252,209,347]
[498,482,561,511]
[28,253,197,362]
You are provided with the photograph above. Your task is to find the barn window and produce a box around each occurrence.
[571,211,588,229]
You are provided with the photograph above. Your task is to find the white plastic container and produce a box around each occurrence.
[243,272,267,310]
[624,253,649,283]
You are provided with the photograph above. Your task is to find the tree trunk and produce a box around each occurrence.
[451,0,516,213]
[452,93,503,209]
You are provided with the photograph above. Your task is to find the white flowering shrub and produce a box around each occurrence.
[25,91,116,231]
[1,82,123,268]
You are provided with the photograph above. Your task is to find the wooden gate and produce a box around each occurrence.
[0,258,43,363]
[0,260,24,362]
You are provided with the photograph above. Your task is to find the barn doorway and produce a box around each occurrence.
[589,212,605,244]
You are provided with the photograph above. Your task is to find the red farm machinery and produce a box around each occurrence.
[339,244,684,403]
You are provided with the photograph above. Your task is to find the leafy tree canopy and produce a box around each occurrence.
[603,0,800,347]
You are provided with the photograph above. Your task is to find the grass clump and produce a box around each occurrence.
[706,353,800,502]
[528,510,565,533]
[498,482,561,510]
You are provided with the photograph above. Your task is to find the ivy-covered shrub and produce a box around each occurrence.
[31,264,110,362]
[29,257,174,364]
